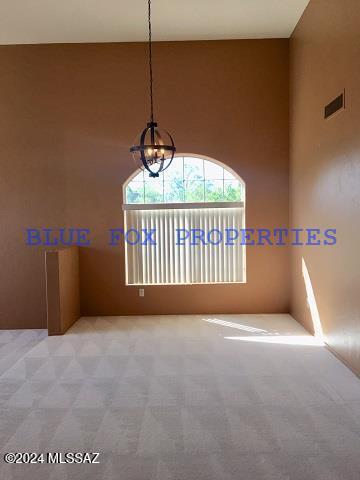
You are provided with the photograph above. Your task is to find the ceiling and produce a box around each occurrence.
[0,0,310,45]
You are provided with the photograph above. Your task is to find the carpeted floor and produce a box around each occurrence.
[0,329,47,377]
[1,314,360,479]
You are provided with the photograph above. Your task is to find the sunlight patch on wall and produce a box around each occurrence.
[302,257,324,341]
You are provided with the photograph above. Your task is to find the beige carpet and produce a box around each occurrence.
[1,314,360,479]
[0,329,46,376]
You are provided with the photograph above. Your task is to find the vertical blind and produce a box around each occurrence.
[124,203,245,285]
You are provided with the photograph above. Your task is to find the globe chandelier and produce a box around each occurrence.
[130,0,176,177]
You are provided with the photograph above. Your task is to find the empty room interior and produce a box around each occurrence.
[1,0,360,478]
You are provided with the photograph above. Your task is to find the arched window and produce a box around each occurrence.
[123,155,245,285]
[125,156,243,204]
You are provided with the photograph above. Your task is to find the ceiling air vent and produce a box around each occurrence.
[324,91,345,119]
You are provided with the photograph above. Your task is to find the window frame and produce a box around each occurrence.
[123,154,246,286]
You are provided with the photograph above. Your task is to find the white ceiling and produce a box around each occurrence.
[0,0,310,45]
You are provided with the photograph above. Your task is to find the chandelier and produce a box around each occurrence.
[130,0,176,178]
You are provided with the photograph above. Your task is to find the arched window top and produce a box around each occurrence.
[125,155,244,204]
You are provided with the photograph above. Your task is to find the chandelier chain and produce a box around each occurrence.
[148,0,154,122]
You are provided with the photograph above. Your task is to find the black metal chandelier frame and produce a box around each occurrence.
[130,0,176,178]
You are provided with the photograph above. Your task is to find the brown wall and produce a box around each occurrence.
[0,40,289,328]
[290,0,360,372]
[46,246,80,335]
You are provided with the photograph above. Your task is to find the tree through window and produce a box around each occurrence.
[126,156,243,204]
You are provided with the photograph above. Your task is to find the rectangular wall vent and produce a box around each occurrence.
[324,91,345,119]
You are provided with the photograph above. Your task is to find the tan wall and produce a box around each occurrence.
[0,40,289,328]
[290,0,360,372]
[45,246,80,335]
